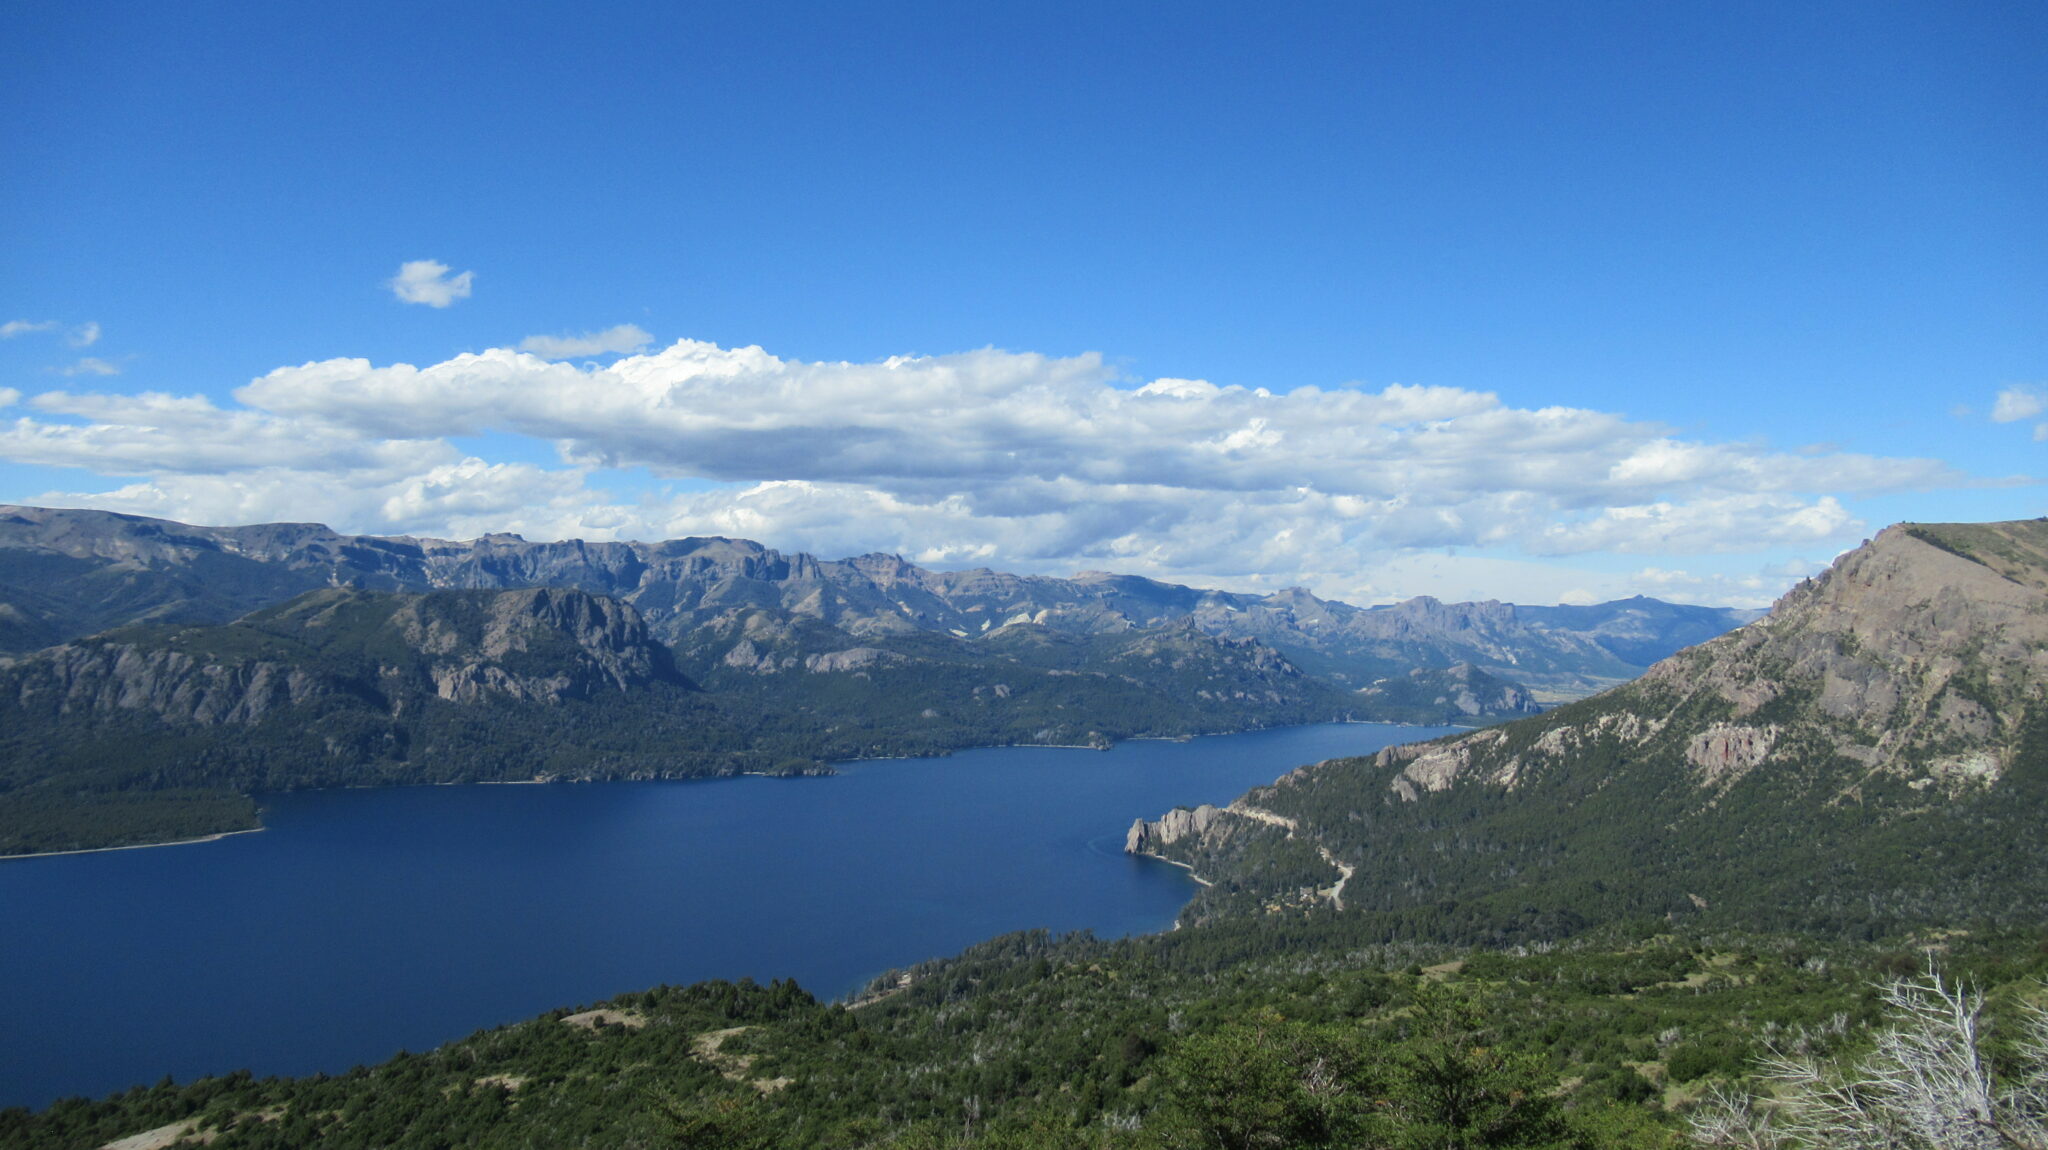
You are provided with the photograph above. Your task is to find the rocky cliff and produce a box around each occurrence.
[3,586,689,728]
[1125,804,1225,855]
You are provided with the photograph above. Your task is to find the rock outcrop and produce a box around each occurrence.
[1355,662,1543,724]
[2,586,687,726]
[1125,804,1224,854]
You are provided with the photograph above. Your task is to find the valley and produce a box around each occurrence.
[0,506,1743,857]
[7,514,2046,1149]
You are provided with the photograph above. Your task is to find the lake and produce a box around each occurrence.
[0,722,1452,1110]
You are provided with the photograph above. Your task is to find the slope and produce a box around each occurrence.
[1132,520,2048,942]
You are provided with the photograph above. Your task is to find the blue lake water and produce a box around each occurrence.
[0,722,1451,1110]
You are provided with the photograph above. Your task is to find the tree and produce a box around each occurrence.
[1688,966,2048,1150]
[1154,1013,1375,1150]
[1381,983,1576,1150]
[647,1087,773,1150]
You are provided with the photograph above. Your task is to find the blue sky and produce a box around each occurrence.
[2,1,2041,606]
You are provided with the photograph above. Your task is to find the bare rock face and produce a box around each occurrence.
[802,647,904,674]
[1637,522,2048,785]
[1355,662,1544,723]
[1683,724,1778,787]
[1360,520,2048,801]
[1,586,686,725]
[1125,804,1224,854]
[15,645,335,725]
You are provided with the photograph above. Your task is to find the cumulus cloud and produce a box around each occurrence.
[66,322,101,348]
[1990,385,2048,441]
[0,388,19,408]
[9,389,451,476]
[1,337,2002,607]
[518,324,653,360]
[234,341,1964,510]
[1,319,59,339]
[386,259,474,308]
[1992,386,2045,423]
[1990,382,2048,439]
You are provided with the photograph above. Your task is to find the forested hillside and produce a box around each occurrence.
[10,918,2048,1148]
[0,587,1365,855]
[1134,520,2048,944]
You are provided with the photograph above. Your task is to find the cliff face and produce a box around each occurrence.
[3,586,688,726]
[14,646,338,726]
[1125,804,1225,855]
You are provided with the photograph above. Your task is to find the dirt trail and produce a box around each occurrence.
[1226,802,1348,909]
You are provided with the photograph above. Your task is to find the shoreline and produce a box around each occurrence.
[0,825,266,863]
[7,718,1445,861]
[1128,849,1213,887]
[8,718,1435,1107]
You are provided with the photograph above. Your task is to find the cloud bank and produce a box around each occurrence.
[518,324,653,360]
[4,339,1988,606]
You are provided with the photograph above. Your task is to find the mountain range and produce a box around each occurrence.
[0,505,1759,856]
[0,504,1753,695]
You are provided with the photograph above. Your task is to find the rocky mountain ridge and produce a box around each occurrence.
[0,505,1756,697]
[1372,520,2048,801]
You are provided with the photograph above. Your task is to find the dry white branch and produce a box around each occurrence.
[1689,965,2048,1150]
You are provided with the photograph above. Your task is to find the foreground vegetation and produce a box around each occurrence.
[10,917,2047,1148]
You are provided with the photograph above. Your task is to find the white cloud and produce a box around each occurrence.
[57,357,122,377]
[2002,387,2048,442]
[9,389,451,475]
[1992,385,2045,423]
[386,259,474,308]
[1528,495,1856,555]
[1,319,58,339]
[234,341,1965,516]
[1,336,2010,609]
[66,321,101,348]
[0,388,19,408]
[518,324,653,360]
[31,459,600,541]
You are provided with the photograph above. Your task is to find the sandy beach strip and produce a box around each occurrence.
[1,825,265,863]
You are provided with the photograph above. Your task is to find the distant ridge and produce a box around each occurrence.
[0,505,1756,696]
